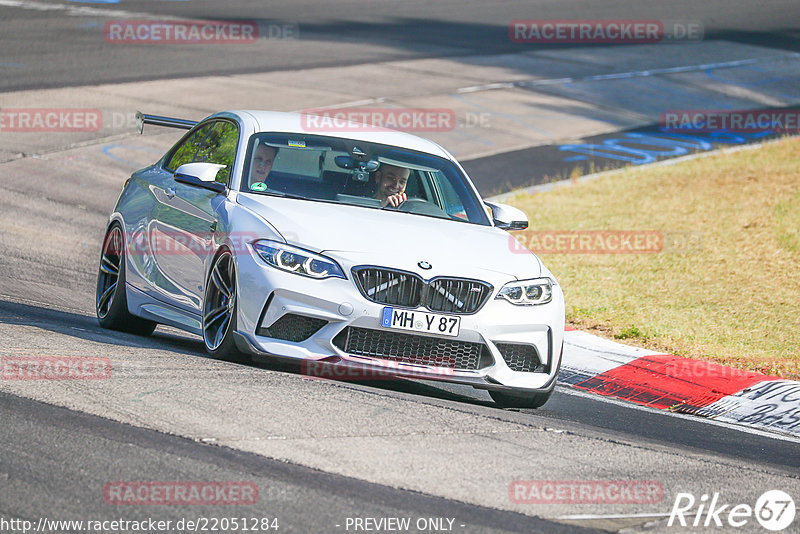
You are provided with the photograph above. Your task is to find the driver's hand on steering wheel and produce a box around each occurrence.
[382,192,407,208]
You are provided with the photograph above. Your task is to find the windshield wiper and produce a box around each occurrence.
[254,190,309,201]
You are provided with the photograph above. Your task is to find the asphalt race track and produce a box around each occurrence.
[1,1,799,533]
[3,0,800,92]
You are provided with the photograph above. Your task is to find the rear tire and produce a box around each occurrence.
[202,250,249,363]
[96,224,157,336]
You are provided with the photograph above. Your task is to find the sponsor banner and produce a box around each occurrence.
[697,380,800,437]
[104,482,259,505]
[1,356,111,380]
[0,108,102,132]
[509,480,664,504]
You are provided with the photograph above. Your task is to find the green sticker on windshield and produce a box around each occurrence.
[251,182,267,192]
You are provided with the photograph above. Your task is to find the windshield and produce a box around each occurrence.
[241,133,491,226]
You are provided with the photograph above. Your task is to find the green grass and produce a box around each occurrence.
[506,137,800,379]
[775,189,800,254]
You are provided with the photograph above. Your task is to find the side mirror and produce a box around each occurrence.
[485,202,528,230]
[174,163,227,194]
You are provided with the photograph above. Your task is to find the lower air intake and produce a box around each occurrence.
[257,314,327,342]
[496,343,546,373]
[334,327,493,370]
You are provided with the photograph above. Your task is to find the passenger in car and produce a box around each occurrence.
[373,163,410,207]
[250,142,278,184]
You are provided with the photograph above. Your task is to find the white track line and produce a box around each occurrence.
[457,53,800,93]
[0,0,176,19]
[558,512,671,520]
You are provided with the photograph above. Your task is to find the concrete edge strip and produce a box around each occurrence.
[558,329,800,438]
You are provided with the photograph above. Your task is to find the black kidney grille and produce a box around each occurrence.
[495,343,545,373]
[335,327,493,370]
[352,267,492,314]
[354,267,422,307]
[257,314,327,342]
[428,278,492,313]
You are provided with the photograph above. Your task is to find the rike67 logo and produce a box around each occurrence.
[669,490,795,531]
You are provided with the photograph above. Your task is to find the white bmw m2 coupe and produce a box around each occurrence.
[96,110,564,408]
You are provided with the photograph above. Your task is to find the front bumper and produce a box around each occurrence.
[234,246,565,393]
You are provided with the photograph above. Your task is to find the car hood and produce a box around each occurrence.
[237,193,542,282]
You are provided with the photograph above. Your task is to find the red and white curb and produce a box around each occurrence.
[560,328,800,438]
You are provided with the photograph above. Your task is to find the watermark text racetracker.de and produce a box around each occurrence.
[508,230,703,254]
[125,230,260,257]
[509,480,664,504]
[662,358,769,381]
[661,108,800,134]
[509,19,703,43]
[1,356,111,380]
[0,108,101,132]
[104,20,298,44]
[301,108,458,133]
[0,108,490,134]
[301,359,456,382]
[104,481,258,505]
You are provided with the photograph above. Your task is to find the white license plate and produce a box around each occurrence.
[381,307,460,337]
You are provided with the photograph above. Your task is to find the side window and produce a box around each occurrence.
[194,121,239,184]
[431,171,468,220]
[403,171,428,200]
[165,123,213,172]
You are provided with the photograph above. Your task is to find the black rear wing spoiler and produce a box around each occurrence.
[136,111,198,134]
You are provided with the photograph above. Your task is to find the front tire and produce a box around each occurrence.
[489,388,553,409]
[490,343,562,409]
[96,224,157,336]
[202,250,248,362]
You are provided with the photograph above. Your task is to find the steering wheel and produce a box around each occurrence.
[386,197,449,218]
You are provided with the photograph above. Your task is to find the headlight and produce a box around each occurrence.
[252,240,345,279]
[496,278,553,305]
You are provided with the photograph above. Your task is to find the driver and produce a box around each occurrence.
[373,163,410,207]
[250,143,278,184]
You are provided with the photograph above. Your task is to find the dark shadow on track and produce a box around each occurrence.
[3,299,799,472]
[0,390,584,534]
[0,298,495,408]
[0,299,206,357]
[282,369,499,408]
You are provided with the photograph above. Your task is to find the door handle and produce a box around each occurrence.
[165,187,176,199]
